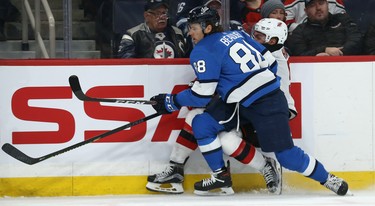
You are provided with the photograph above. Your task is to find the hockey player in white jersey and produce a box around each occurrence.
[150,6,349,196]
[252,18,297,118]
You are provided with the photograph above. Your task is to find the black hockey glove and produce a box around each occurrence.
[150,93,181,114]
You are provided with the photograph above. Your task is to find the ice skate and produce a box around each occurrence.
[322,173,350,196]
[194,161,234,196]
[146,161,184,194]
[261,157,282,195]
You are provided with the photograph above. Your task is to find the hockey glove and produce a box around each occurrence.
[150,93,181,114]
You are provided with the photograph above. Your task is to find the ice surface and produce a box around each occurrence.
[1,190,374,206]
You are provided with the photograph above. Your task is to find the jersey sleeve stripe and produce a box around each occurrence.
[225,68,277,104]
[191,81,218,96]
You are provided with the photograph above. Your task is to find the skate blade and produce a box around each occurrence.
[270,183,282,195]
[274,164,282,195]
[146,182,184,194]
[345,189,354,196]
[194,187,234,196]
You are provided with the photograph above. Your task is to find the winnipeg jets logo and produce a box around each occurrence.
[154,41,175,58]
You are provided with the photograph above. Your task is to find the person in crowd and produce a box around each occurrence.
[176,0,243,35]
[259,0,298,54]
[205,0,243,31]
[239,0,268,34]
[175,0,202,37]
[260,0,286,21]
[175,0,243,56]
[287,0,362,56]
[150,5,349,196]
[364,21,375,55]
[284,0,345,34]
[117,0,187,58]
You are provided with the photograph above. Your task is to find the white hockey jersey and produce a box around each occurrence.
[272,46,297,119]
[284,0,346,33]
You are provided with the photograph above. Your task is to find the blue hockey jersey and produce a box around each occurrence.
[176,30,279,107]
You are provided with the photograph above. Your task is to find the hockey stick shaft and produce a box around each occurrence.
[69,75,157,105]
[2,113,161,165]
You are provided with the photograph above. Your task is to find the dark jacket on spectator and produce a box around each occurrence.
[118,23,187,58]
[287,13,363,56]
[364,22,375,55]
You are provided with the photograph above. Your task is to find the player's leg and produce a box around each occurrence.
[219,129,282,194]
[249,89,349,196]
[192,111,234,196]
[191,97,241,195]
[146,108,203,194]
[241,123,283,194]
[275,146,349,195]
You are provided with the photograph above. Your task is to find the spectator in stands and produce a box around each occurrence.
[175,0,243,56]
[174,0,203,56]
[175,0,243,36]
[259,0,295,54]
[175,0,202,37]
[284,0,345,34]
[204,0,243,30]
[364,22,375,55]
[117,0,187,58]
[240,0,267,34]
[260,0,286,21]
[287,0,362,56]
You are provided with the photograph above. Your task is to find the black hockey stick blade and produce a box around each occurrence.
[2,112,161,165]
[69,75,156,105]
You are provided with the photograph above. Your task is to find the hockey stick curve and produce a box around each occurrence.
[2,112,161,165]
[69,75,157,105]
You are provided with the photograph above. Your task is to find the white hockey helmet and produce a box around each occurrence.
[252,18,288,44]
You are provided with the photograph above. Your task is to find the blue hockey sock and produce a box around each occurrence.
[276,146,329,183]
[193,112,226,171]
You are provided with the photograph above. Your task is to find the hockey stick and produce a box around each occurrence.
[2,112,161,165]
[69,75,156,105]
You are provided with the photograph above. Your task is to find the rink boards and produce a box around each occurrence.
[0,57,374,196]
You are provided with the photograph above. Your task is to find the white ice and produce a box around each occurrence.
[1,189,375,206]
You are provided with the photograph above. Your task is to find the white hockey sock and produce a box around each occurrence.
[170,143,194,164]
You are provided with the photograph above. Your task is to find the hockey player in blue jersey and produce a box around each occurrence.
[150,6,349,196]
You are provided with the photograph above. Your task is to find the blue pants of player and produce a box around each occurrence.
[192,89,329,183]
